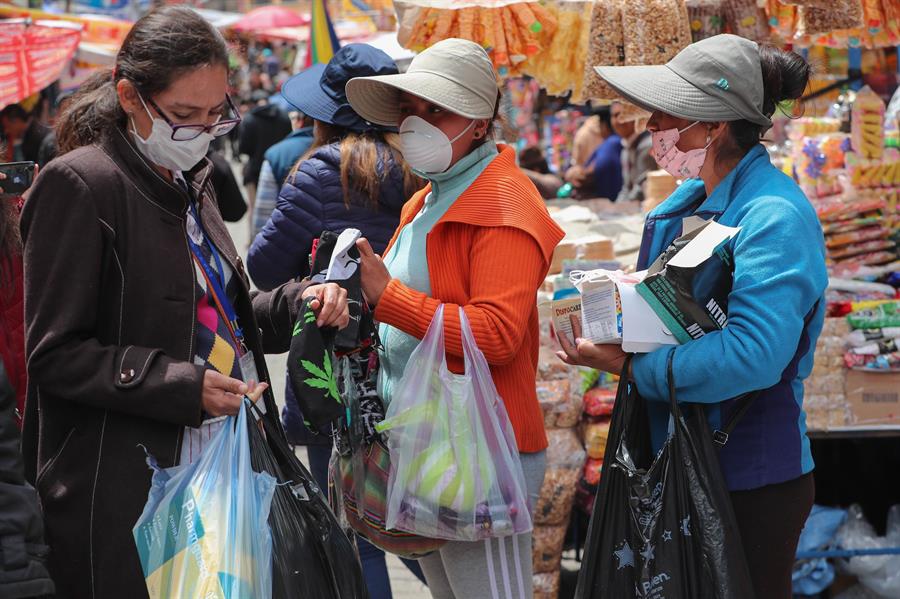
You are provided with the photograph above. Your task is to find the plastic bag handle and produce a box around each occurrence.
[665,349,685,422]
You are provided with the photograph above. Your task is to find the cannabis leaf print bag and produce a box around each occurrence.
[287,297,343,435]
[575,352,754,599]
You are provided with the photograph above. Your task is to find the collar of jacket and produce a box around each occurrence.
[390,144,565,266]
[101,126,215,217]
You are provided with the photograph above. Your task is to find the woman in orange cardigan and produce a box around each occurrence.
[346,39,564,599]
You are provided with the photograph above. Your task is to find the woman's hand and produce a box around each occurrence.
[202,370,269,417]
[556,314,629,375]
[301,282,350,329]
[356,238,391,306]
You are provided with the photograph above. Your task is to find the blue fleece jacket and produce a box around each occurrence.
[632,144,828,492]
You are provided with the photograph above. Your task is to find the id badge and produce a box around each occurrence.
[239,351,266,415]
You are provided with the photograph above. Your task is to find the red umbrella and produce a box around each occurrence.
[231,7,310,32]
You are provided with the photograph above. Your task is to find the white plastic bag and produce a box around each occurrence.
[377,305,532,541]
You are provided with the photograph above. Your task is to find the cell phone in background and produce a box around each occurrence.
[0,161,36,195]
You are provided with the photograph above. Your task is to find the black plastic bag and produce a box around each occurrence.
[247,404,369,599]
[575,353,754,599]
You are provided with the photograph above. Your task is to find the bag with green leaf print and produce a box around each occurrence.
[287,297,344,435]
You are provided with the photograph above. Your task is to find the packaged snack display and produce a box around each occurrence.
[547,428,586,466]
[583,457,604,486]
[831,239,897,261]
[847,336,899,355]
[796,0,865,37]
[622,0,692,67]
[521,0,593,101]
[826,226,893,249]
[844,351,900,371]
[537,379,579,429]
[583,386,616,417]
[534,465,583,525]
[848,301,900,329]
[533,523,568,573]
[845,327,900,347]
[685,0,725,41]
[851,86,886,160]
[582,0,625,100]
[584,420,610,459]
[723,0,770,40]
[533,570,561,599]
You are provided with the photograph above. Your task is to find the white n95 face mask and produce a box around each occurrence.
[130,96,214,173]
[399,116,476,174]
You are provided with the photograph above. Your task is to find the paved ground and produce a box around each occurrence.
[224,207,433,599]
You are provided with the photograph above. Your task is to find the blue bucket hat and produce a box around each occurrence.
[282,43,398,132]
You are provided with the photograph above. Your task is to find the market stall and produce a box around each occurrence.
[372,0,900,595]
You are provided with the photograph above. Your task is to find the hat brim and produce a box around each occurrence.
[594,64,742,123]
[281,64,336,123]
[346,71,492,127]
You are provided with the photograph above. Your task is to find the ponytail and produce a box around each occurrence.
[56,69,123,155]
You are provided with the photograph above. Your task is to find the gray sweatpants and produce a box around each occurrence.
[418,451,547,599]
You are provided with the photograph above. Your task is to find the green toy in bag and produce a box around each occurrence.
[376,306,532,542]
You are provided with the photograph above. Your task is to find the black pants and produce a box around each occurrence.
[730,472,815,599]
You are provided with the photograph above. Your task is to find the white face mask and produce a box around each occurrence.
[399,116,476,174]
[129,96,214,173]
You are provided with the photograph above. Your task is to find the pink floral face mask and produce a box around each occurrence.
[651,121,712,179]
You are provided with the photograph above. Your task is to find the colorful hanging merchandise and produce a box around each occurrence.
[397,0,558,77]
[582,0,692,101]
[685,0,726,41]
[521,0,593,101]
[723,0,770,40]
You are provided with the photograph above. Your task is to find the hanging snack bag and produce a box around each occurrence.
[583,0,625,101]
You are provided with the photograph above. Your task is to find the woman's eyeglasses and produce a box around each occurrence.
[144,95,241,141]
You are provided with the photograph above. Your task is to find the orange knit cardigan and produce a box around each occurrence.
[375,145,565,452]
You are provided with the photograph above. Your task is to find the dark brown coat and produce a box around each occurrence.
[19,127,304,599]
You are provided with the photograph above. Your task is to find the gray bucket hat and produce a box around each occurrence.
[345,38,499,126]
[595,34,773,129]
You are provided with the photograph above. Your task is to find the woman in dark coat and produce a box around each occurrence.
[20,8,348,597]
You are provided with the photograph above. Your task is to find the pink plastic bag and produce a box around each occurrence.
[376,306,533,541]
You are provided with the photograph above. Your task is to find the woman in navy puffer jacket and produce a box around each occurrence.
[246,44,426,599]
[247,136,414,292]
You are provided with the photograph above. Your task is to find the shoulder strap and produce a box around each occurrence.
[712,300,822,448]
[711,391,758,448]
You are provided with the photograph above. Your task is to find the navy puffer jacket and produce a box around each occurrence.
[247,139,412,444]
[248,140,408,291]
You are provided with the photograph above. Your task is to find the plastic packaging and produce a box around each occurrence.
[848,301,900,329]
[533,524,568,574]
[792,505,847,596]
[843,351,900,371]
[582,0,625,101]
[133,401,275,599]
[377,306,532,541]
[583,386,616,417]
[836,504,900,597]
[584,420,610,459]
[851,86,886,160]
[535,429,586,526]
[583,458,604,486]
[848,337,900,355]
[537,379,575,429]
[533,570,561,599]
[723,0,769,40]
[685,0,725,41]
[796,0,864,36]
[623,0,692,67]
[845,327,900,347]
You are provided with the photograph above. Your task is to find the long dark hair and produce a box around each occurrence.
[56,6,229,154]
[715,44,810,171]
[292,120,422,209]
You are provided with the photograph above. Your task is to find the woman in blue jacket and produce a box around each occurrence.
[558,36,827,599]
[246,44,424,598]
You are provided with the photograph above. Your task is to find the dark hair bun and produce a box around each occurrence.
[758,44,811,117]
